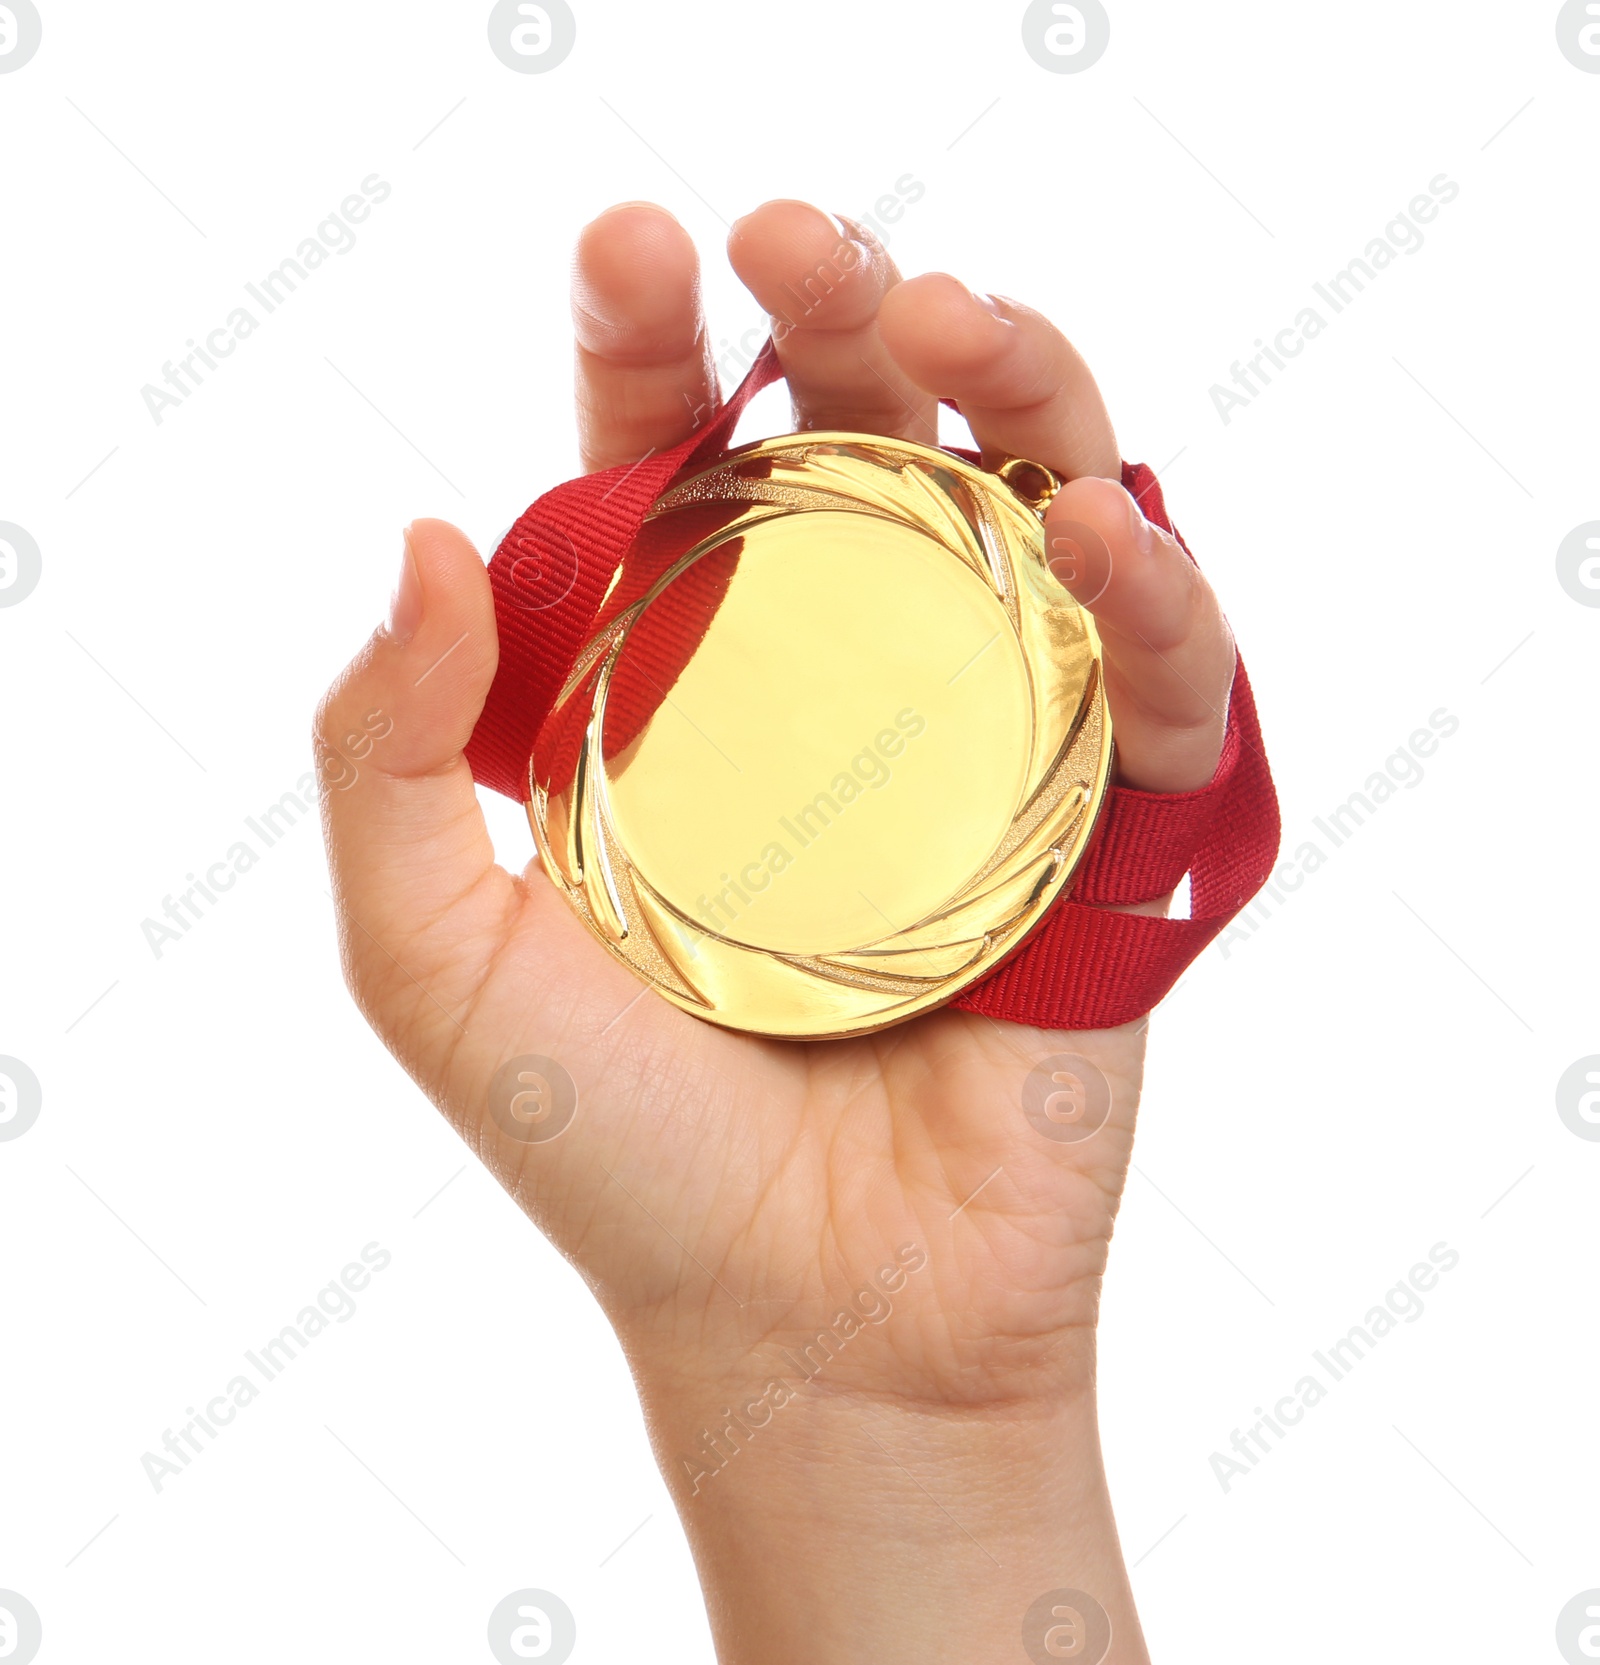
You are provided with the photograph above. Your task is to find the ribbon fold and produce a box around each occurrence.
[464,343,1281,1032]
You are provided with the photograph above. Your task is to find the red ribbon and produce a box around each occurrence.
[465,343,1281,1032]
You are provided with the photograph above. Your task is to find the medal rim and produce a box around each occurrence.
[526,429,1114,1040]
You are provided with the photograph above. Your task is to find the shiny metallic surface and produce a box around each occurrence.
[528,432,1112,1038]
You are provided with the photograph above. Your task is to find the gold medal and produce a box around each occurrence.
[528,432,1113,1038]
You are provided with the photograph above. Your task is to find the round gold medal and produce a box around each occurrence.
[528,432,1113,1038]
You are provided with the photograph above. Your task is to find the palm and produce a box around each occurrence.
[321,196,1233,1417]
[361,846,1142,1408]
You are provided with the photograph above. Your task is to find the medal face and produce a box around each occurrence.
[527,432,1112,1038]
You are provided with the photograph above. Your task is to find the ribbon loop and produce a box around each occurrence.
[465,355,1280,1032]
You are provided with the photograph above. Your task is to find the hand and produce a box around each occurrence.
[317,199,1237,1664]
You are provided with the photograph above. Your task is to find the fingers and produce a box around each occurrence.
[876,274,1119,481]
[1043,478,1235,793]
[876,274,1230,792]
[727,199,937,443]
[569,217,1232,795]
[572,202,718,472]
[316,520,510,1033]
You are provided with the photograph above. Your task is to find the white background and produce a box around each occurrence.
[2,1,1597,1660]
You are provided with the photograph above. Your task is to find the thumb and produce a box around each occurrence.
[316,519,510,1032]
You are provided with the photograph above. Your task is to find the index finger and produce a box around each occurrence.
[572,202,719,472]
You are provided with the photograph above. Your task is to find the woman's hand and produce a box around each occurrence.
[316,199,1236,1664]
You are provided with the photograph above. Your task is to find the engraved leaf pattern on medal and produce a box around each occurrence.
[531,436,1112,1036]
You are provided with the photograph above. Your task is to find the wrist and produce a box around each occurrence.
[630,1375,1147,1665]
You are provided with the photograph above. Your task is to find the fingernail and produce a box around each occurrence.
[1126,493,1156,555]
[389,527,422,643]
[779,203,864,266]
[969,288,1007,318]
[596,200,677,221]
